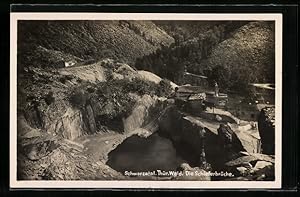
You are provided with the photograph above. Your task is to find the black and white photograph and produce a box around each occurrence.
[10,13,282,189]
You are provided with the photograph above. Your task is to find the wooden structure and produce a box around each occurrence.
[174,85,228,112]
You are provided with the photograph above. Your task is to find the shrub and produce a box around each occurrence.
[44,91,55,105]
[158,78,173,97]
[69,89,88,108]
[68,77,169,130]
[59,75,73,84]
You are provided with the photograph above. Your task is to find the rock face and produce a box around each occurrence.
[123,95,158,133]
[217,124,246,161]
[55,108,86,140]
[17,59,173,180]
[180,116,206,156]
[157,105,275,181]
[19,62,109,139]
[19,61,164,141]
[258,107,275,154]
[158,106,260,175]
[21,89,92,141]
[224,153,275,181]
[158,106,209,168]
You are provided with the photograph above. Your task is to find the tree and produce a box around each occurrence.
[208,65,231,91]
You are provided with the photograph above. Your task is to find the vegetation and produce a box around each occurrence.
[17,20,174,70]
[18,20,275,97]
[135,22,235,83]
[69,77,173,123]
[203,22,275,94]
[136,21,275,95]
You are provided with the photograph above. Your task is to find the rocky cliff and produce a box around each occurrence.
[258,107,275,155]
[157,105,274,181]
[17,59,174,180]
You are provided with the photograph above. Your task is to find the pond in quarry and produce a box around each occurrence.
[106,133,188,174]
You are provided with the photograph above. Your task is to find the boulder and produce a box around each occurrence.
[217,124,246,161]
[23,139,60,161]
[18,115,42,139]
[137,70,178,89]
[22,129,42,139]
[216,115,223,122]
[225,153,275,167]
[250,153,275,163]
[253,161,273,172]
[236,166,250,176]
[252,164,275,181]
[158,107,215,168]
[18,138,122,180]
[138,70,162,84]
[159,107,207,156]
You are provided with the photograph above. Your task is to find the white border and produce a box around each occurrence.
[10,13,282,189]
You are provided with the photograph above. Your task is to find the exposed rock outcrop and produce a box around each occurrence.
[18,133,122,180]
[157,105,265,179]
[137,70,178,90]
[158,106,210,168]
[258,107,275,154]
[17,60,174,180]
[224,153,275,181]
[123,95,159,133]
[19,61,167,141]
[217,124,246,161]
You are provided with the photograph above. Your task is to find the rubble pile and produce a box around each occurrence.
[18,132,122,180]
[224,153,275,181]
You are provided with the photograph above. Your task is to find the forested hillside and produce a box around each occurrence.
[202,22,275,93]
[17,20,275,95]
[154,21,247,43]
[17,20,174,70]
[135,21,275,94]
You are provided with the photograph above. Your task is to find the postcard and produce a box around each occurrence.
[10,12,282,189]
